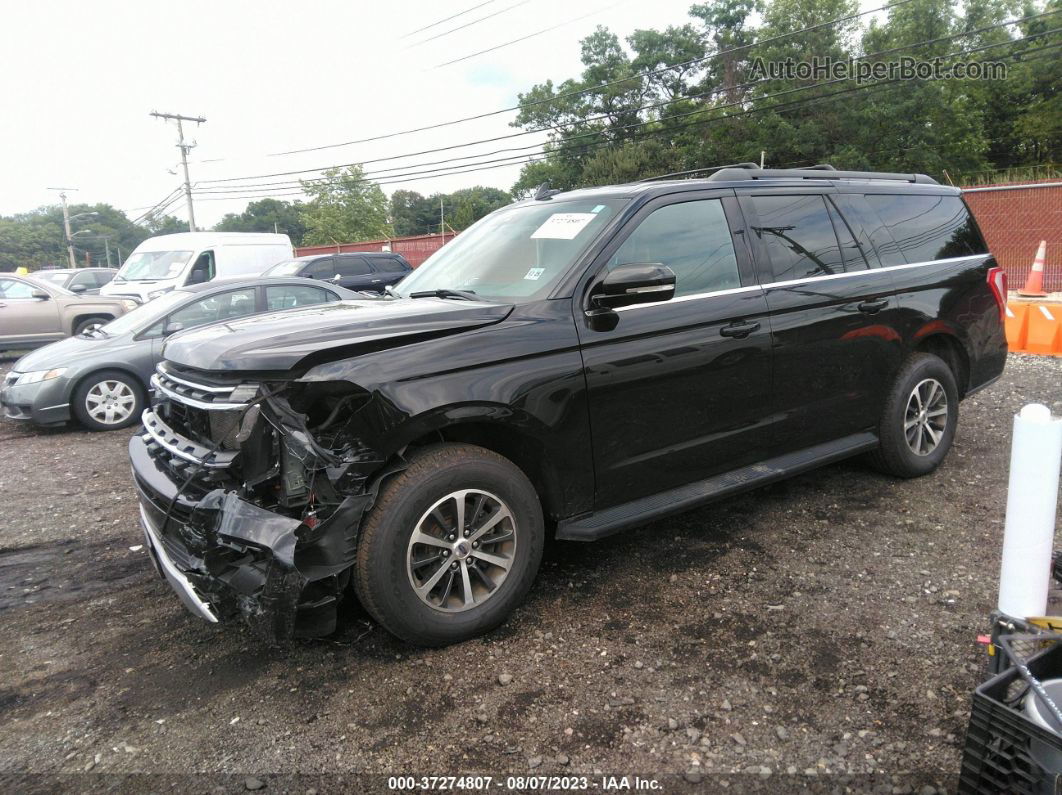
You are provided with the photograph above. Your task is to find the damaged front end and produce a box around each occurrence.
[131,362,401,643]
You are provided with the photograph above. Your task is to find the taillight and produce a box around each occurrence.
[987,266,1007,324]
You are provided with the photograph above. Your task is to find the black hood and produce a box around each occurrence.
[163,297,514,372]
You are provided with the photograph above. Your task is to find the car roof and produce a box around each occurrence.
[521,166,956,206]
[291,251,403,262]
[177,276,361,297]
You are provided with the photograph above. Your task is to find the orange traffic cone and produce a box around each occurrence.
[1018,241,1049,297]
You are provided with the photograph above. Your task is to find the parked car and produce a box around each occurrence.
[100,232,293,304]
[0,274,137,352]
[1,278,358,430]
[130,166,1007,646]
[262,252,412,292]
[35,268,118,294]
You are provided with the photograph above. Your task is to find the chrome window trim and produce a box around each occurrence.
[612,254,988,312]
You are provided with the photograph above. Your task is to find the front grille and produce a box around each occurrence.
[152,363,258,451]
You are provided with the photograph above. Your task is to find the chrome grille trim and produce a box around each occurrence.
[141,409,238,468]
[150,374,250,411]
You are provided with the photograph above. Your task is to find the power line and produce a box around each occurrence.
[185,38,1061,205]
[432,0,628,67]
[243,0,921,160]
[198,7,1058,186]
[402,0,497,38]
[405,0,535,47]
[192,17,1060,196]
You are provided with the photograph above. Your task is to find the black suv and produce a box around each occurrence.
[130,166,1007,646]
[263,251,412,292]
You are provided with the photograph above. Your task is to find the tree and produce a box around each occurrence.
[215,198,308,245]
[143,213,186,236]
[390,190,438,236]
[298,165,392,245]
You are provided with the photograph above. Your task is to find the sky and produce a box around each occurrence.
[0,0,706,229]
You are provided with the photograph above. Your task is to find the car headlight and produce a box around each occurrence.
[120,299,139,311]
[147,288,172,300]
[14,368,67,386]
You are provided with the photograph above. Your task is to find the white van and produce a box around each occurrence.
[100,232,294,303]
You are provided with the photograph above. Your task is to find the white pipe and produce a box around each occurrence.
[963,182,1062,194]
[998,404,1062,619]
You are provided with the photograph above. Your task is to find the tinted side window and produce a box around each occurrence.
[832,194,895,267]
[610,199,740,298]
[70,272,97,289]
[864,194,987,264]
[336,256,371,276]
[265,285,336,310]
[826,198,869,271]
[373,256,410,273]
[93,271,115,287]
[308,258,335,279]
[748,195,845,280]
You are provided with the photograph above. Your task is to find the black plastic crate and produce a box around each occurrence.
[960,642,1062,793]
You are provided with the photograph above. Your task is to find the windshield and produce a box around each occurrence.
[395,198,625,302]
[36,271,71,285]
[96,290,193,335]
[116,250,193,281]
[263,260,305,277]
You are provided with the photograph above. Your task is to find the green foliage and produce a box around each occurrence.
[510,0,1060,191]
[0,203,154,272]
[389,186,512,236]
[298,165,392,246]
[215,198,308,245]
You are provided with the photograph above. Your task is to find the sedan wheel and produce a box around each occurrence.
[72,369,145,431]
[85,380,137,426]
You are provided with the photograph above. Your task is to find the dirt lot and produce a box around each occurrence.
[0,353,1059,793]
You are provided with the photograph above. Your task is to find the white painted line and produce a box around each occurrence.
[1040,306,1055,321]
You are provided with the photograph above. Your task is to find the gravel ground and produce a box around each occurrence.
[0,352,1059,794]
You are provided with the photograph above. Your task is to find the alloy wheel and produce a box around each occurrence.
[904,377,948,456]
[406,489,517,612]
[85,380,137,426]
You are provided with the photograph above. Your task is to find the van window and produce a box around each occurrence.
[119,250,192,281]
[864,194,987,264]
[185,251,215,285]
[748,195,846,281]
[610,199,740,297]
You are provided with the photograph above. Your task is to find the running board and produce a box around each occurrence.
[556,432,879,541]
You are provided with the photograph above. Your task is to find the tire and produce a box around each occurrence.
[72,370,145,431]
[868,352,959,478]
[73,316,110,336]
[354,443,544,646]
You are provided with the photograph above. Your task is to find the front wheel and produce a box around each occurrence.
[72,370,145,431]
[354,443,544,646]
[869,352,959,478]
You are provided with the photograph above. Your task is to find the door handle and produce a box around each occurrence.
[371,279,381,283]
[720,320,760,338]
[857,298,888,314]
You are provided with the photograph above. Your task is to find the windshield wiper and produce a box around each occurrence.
[408,288,478,301]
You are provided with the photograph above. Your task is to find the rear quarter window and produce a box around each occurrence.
[863,194,987,264]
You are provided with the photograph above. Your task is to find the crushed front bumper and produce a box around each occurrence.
[130,432,373,643]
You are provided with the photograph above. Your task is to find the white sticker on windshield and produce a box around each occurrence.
[530,213,597,240]
[524,267,545,281]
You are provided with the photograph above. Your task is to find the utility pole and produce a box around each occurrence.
[440,197,445,237]
[150,111,206,232]
[48,187,78,268]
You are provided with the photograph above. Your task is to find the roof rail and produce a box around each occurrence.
[803,164,837,171]
[638,162,759,182]
[707,166,938,184]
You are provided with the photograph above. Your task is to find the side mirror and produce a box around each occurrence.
[69,283,87,293]
[588,263,676,313]
[31,289,50,300]
[331,275,342,283]
[162,320,186,336]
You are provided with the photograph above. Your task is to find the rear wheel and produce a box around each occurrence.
[354,443,544,646]
[869,352,959,478]
[72,370,144,431]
